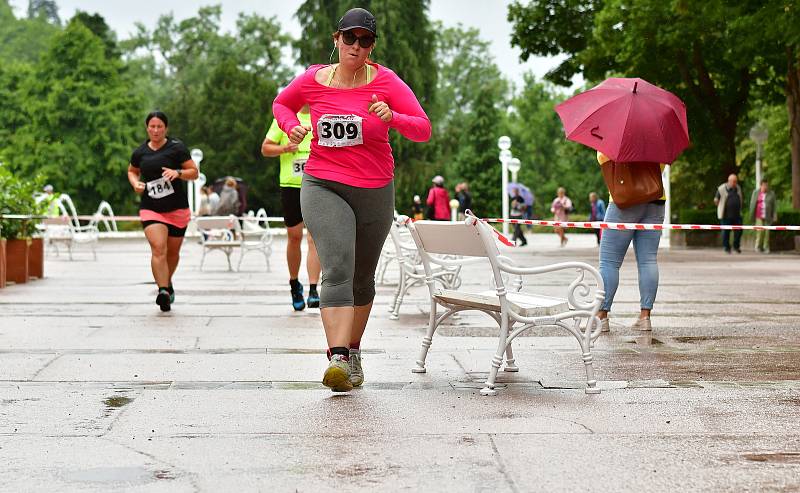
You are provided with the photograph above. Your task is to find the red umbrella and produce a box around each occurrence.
[554,77,689,164]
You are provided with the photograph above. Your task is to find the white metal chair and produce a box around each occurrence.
[42,194,99,260]
[407,212,605,396]
[196,215,242,271]
[387,220,467,320]
[239,210,273,271]
[91,201,118,233]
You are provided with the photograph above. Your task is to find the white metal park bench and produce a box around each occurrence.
[386,220,467,320]
[41,194,102,260]
[240,209,274,272]
[406,212,606,396]
[196,214,272,272]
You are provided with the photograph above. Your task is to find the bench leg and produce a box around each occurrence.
[237,247,245,271]
[412,300,438,373]
[482,316,510,396]
[389,268,407,320]
[225,247,233,271]
[199,248,207,271]
[503,343,519,372]
[581,339,601,394]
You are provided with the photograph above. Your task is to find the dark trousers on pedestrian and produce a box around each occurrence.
[721,216,742,251]
[512,223,527,246]
[594,229,602,245]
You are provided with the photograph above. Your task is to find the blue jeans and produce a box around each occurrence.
[599,202,665,312]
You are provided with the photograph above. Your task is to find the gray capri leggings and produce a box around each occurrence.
[300,174,394,308]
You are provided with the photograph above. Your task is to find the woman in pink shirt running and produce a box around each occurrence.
[273,7,431,392]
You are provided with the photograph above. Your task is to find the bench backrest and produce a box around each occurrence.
[196,215,241,233]
[409,220,494,258]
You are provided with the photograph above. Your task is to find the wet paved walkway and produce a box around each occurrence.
[1,233,799,491]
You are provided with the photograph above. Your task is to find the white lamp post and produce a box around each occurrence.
[508,157,521,184]
[498,136,512,236]
[749,123,768,187]
[190,148,204,216]
[661,165,671,249]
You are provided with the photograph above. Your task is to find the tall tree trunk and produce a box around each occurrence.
[787,46,800,209]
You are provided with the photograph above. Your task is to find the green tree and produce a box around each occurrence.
[7,21,143,213]
[70,11,121,60]
[508,0,765,208]
[27,0,59,25]
[507,76,605,218]
[0,0,58,63]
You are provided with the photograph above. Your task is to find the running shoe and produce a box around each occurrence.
[156,288,171,312]
[307,286,320,308]
[349,349,364,387]
[167,284,175,304]
[322,354,353,392]
[290,280,306,311]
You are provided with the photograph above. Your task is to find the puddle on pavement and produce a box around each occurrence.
[742,453,800,464]
[103,396,133,408]
[673,336,729,343]
[625,336,664,346]
[66,466,173,483]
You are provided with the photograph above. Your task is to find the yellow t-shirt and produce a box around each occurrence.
[266,112,312,188]
[597,151,666,202]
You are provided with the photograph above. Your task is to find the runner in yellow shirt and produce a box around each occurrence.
[261,105,321,310]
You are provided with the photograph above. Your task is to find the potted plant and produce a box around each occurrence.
[0,225,5,289]
[0,165,44,284]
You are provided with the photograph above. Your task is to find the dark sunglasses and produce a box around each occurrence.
[341,31,375,48]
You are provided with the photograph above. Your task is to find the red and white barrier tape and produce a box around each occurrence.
[486,218,800,232]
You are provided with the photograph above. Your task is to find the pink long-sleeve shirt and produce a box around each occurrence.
[272,64,431,188]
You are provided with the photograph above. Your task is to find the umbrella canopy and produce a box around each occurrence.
[507,182,534,206]
[554,77,689,164]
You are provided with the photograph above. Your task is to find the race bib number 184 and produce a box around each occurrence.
[146,176,175,199]
[317,114,363,147]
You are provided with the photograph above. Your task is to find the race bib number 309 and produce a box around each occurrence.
[317,114,363,147]
[146,176,175,199]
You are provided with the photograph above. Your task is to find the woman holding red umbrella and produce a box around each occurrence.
[554,77,689,333]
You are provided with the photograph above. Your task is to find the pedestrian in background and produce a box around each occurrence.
[412,195,424,220]
[427,175,450,221]
[206,186,220,213]
[455,182,472,220]
[213,177,240,216]
[510,187,527,246]
[714,173,744,254]
[589,191,606,245]
[749,179,777,253]
[550,187,572,246]
[596,152,665,332]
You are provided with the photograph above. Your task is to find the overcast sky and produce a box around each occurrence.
[8,0,577,91]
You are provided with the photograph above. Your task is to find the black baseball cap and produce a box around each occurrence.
[338,8,377,36]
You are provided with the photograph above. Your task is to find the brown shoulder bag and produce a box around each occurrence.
[601,161,664,209]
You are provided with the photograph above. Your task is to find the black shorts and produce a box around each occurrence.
[281,187,304,227]
[142,220,187,237]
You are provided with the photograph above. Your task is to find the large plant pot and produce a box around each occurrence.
[0,239,6,289]
[5,238,31,284]
[28,237,44,280]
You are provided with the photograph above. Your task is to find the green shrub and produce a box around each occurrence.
[0,164,45,239]
[678,208,718,226]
